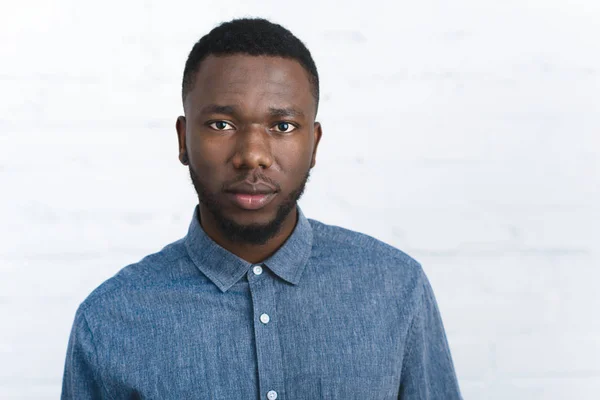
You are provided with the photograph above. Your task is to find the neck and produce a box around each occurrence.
[198,206,298,264]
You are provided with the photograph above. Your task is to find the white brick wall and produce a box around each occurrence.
[1,1,598,398]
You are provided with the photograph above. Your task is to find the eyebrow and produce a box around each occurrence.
[199,104,305,119]
[268,107,305,118]
[200,104,237,116]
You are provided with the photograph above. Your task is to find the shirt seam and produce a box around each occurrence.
[77,279,125,315]
[400,271,427,377]
[81,311,116,400]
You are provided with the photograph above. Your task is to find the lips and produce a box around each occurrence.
[225,180,278,210]
[226,192,277,210]
[226,180,277,195]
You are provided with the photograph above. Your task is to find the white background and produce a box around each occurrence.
[1,0,599,398]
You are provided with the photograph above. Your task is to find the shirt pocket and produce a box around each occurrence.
[319,375,399,400]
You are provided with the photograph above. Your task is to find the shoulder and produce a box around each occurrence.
[76,238,191,316]
[307,217,426,286]
[308,217,421,267]
[306,217,433,320]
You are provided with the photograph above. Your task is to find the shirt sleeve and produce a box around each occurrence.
[399,273,463,399]
[61,308,107,399]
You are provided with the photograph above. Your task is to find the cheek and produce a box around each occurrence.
[187,135,222,165]
[186,141,227,186]
[296,139,315,168]
[278,144,313,178]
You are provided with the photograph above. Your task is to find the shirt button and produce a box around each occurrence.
[267,390,278,400]
[253,265,263,275]
[260,313,270,324]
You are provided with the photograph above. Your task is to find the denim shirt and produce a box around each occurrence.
[61,205,462,399]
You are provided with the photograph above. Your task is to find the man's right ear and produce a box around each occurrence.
[176,116,188,165]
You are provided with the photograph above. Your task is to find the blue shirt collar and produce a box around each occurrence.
[184,205,313,292]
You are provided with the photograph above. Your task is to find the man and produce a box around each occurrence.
[61,18,462,399]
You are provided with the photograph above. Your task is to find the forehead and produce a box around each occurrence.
[185,54,315,117]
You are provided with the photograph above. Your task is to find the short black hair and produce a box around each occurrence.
[181,18,319,112]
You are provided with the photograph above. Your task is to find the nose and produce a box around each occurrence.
[232,124,274,170]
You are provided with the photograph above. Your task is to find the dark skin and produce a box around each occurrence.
[176,54,322,264]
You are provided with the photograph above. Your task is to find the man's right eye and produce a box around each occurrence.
[208,121,234,130]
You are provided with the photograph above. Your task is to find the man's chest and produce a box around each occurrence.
[95,282,408,399]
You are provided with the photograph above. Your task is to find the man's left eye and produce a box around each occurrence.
[272,122,297,133]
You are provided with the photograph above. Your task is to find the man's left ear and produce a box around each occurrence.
[311,122,322,168]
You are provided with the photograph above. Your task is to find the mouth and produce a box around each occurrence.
[226,192,277,211]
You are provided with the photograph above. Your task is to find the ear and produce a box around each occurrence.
[311,122,323,168]
[176,116,188,165]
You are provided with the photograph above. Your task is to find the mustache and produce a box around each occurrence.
[224,172,280,192]
[188,165,280,193]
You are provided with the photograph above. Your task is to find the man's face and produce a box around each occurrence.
[177,54,321,245]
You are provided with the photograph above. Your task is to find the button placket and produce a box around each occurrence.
[248,266,285,400]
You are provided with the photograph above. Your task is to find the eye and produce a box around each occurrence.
[208,121,235,131]
[272,122,297,133]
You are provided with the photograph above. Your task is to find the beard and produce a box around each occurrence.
[188,165,311,246]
